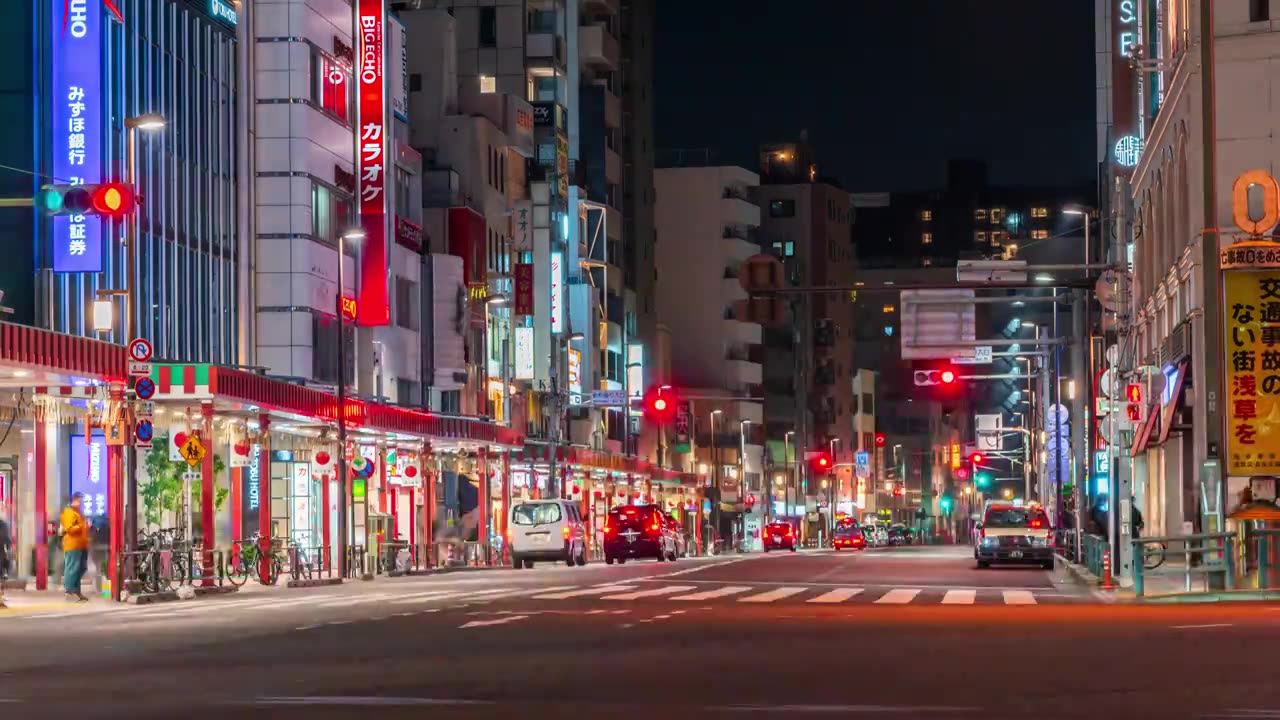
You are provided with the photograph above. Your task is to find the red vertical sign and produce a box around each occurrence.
[356,0,389,326]
[513,263,534,316]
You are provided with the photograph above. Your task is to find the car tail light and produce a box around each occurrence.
[562,526,571,540]
[1029,519,1044,529]
[603,524,614,535]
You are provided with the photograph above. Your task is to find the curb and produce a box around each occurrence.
[126,585,238,604]
[1133,589,1280,604]
[1054,553,1120,603]
[286,577,343,589]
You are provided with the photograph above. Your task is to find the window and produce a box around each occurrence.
[394,276,418,331]
[311,49,350,123]
[1251,0,1270,22]
[479,6,497,47]
[1031,229,1049,240]
[881,304,895,314]
[922,257,933,267]
[974,208,987,221]
[1031,207,1049,218]
[394,166,412,219]
[990,230,1006,245]
[312,182,354,246]
[862,392,874,415]
[975,231,988,243]
[990,208,1005,224]
[512,502,562,526]
[920,210,932,221]
[769,199,795,217]
[921,232,932,245]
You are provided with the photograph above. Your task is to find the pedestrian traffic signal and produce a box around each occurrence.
[913,367,958,387]
[745,495,757,513]
[38,183,136,218]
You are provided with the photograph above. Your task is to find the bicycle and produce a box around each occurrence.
[227,534,285,586]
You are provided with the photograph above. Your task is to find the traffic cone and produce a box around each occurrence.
[1101,546,1115,590]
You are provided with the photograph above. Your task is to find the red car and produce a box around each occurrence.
[762,522,797,552]
[833,526,866,550]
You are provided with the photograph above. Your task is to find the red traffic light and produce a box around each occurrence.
[893,486,905,497]
[940,370,956,384]
[1126,404,1141,422]
[91,183,134,217]
[817,455,830,469]
[874,432,885,448]
[643,387,676,422]
[970,452,984,465]
[652,397,667,412]
[1126,383,1142,403]
[955,467,970,480]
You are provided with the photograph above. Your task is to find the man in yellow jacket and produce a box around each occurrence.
[60,492,89,602]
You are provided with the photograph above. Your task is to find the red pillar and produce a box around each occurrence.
[230,467,242,541]
[321,469,331,571]
[257,414,271,581]
[422,443,433,565]
[478,448,489,555]
[408,486,416,547]
[33,404,48,591]
[108,383,125,600]
[200,402,215,586]
[378,443,388,515]
[500,454,511,544]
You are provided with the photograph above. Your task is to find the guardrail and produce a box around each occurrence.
[1249,529,1280,588]
[1081,532,1109,578]
[116,546,231,599]
[288,545,336,582]
[1132,532,1235,597]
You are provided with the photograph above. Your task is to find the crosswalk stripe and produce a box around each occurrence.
[1002,590,1037,605]
[315,592,397,607]
[807,588,863,604]
[941,590,975,605]
[387,591,467,605]
[602,585,697,600]
[874,588,921,604]
[534,585,636,600]
[738,587,806,603]
[672,586,752,601]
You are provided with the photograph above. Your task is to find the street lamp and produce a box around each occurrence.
[119,113,166,596]
[335,228,363,576]
[710,409,723,547]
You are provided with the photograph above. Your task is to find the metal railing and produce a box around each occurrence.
[1248,529,1280,588]
[1132,532,1235,597]
[287,545,336,582]
[1081,532,1109,578]
[116,547,231,598]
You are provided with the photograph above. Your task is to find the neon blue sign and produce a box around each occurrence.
[209,0,238,26]
[50,0,105,273]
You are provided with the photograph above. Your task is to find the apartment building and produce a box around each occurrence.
[654,166,764,537]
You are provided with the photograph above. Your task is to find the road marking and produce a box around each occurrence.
[1170,623,1233,630]
[672,586,752,601]
[874,589,921,604]
[1002,590,1037,605]
[248,696,492,707]
[718,703,982,714]
[602,585,697,600]
[807,588,864,604]
[325,620,352,626]
[942,590,976,605]
[388,591,466,605]
[533,585,636,600]
[654,558,751,578]
[459,615,528,629]
[739,587,807,603]
[315,592,397,608]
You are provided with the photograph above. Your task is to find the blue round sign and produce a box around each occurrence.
[134,376,156,400]
[135,419,153,443]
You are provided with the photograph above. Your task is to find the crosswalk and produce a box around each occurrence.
[1,581,1074,625]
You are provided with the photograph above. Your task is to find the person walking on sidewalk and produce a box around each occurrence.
[0,515,12,609]
[60,493,89,602]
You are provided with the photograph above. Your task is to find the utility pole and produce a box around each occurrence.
[1071,289,1087,562]
[1200,0,1224,538]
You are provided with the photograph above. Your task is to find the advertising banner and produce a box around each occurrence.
[513,262,534,316]
[51,0,108,273]
[1224,269,1280,475]
[70,432,107,517]
[514,326,534,379]
[550,252,563,333]
[388,14,408,122]
[356,0,390,326]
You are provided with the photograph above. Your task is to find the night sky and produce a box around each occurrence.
[654,1,1096,192]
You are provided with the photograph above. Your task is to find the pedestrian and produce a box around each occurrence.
[0,514,12,609]
[60,492,89,602]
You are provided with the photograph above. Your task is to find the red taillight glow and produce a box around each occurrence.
[624,508,637,515]
[562,526,571,540]
[1029,519,1045,529]
[603,525,614,534]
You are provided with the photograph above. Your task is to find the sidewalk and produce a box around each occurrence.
[0,589,116,617]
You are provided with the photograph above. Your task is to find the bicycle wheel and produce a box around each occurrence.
[1143,543,1167,570]
[225,551,249,587]
[267,556,283,585]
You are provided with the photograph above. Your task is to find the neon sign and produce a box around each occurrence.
[1114,136,1143,167]
[340,295,358,321]
[550,251,563,333]
[208,0,237,26]
[51,0,105,273]
[355,0,389,326]
[1117,0,1136,56]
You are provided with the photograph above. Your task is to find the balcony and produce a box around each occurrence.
[527,33,565,67]
[722,189,760,228]
[723,318,762,345]
[579,24,620,70]
[726,358,763,386]
[603,86,621,128]
[605,147,622,184]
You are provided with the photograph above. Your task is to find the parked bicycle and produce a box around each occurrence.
[227,533,285,586]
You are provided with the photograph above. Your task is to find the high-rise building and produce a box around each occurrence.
[753,140,856,529]
[654,165,764,539]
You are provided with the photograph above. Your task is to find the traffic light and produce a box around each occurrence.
[970,452,985,466]
[1125,383,1143,423]
[643,387,677,423]
[955,466,970,481]
[913,367,958,387]
[809,452,832,474]
[874,432,886,448]
[975,472,993,488]
[940,495,953,513]
[893,485,905,497]
[38,183,136,218]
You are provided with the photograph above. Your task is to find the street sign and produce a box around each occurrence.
[127,338,153,363]
[855,451,870,478]
[134,376,156,400]
[179,434,207,468]
[951,346,993,365]
[135,419,153,449]
[136,400,155,418]
[590,389,628,407]
[129,361,151,378]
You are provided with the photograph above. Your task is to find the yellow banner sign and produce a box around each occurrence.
[1225,269,1280,475]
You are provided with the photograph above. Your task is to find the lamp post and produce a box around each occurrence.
[739,419,751,547]
[710,409,722,549]
[336,228,364,577]
[119,114,165,587]
[547,331,585,498]
[784,430,795,527]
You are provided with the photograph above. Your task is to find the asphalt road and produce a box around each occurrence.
[3,546,1279,719]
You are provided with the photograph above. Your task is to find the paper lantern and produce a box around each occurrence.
[405,465,418,478]
[315,450,331,467]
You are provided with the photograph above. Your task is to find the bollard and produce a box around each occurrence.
[1101,545,1114,590]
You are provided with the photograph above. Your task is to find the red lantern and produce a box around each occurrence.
[572,484,581,494]
[405,465,418,478]
[315,450,331,467]
[594,491,604,499]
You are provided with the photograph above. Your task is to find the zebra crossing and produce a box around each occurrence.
[530,582,1072,606]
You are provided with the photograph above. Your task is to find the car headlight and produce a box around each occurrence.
[1030,537,1049,547]
[981,537,999,547]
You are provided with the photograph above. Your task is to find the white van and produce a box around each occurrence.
[509,499,588,569]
